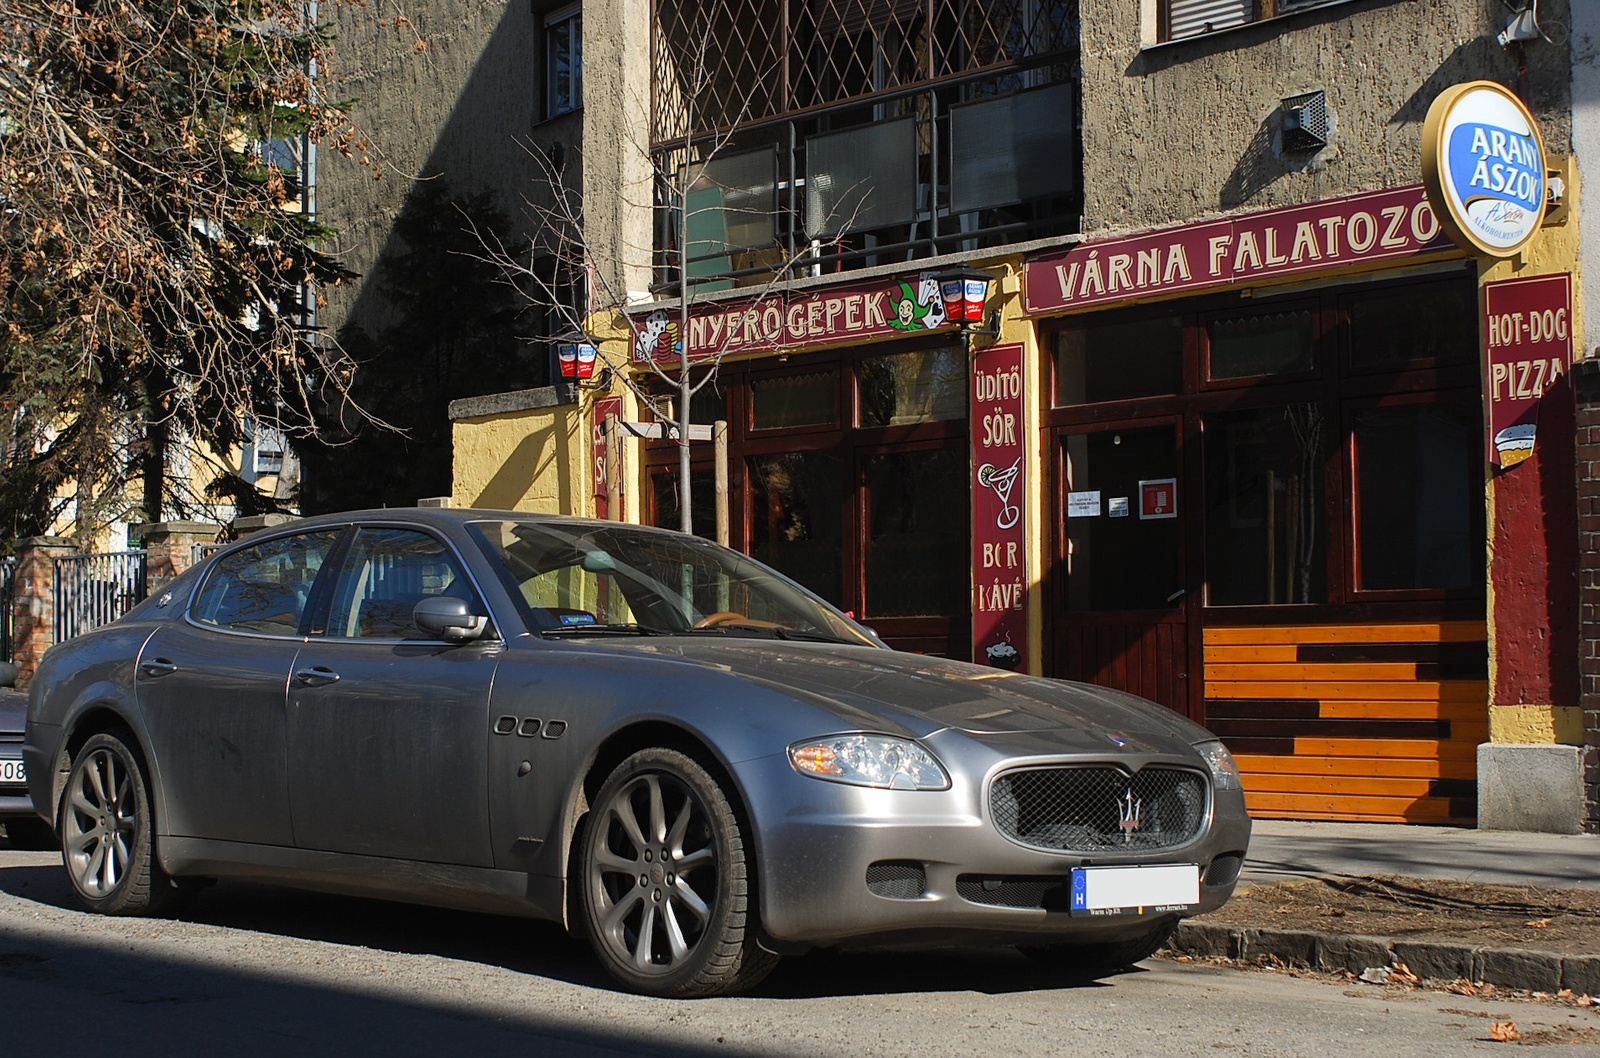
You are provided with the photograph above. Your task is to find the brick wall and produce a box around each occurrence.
[1577,362,1600,832]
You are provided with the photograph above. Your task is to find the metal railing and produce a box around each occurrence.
[53,551,148,643]
[1,557,14,664]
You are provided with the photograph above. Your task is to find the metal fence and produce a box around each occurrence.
[1,557,14,664]
[53,551,148,643]
[191,542,224,566]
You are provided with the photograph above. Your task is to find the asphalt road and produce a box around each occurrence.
[2,845,1598,1057]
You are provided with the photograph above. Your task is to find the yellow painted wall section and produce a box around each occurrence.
[452,404,592,516]
[1488,704,1584,746]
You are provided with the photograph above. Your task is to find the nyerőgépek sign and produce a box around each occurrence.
[632,273,953,364]
[1022,185,1453,315]
[1421,80,1547,258]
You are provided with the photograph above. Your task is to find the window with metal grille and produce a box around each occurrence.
[650,0,1079,289]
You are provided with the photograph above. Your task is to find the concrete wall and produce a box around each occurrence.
[450,388,591,514]
[1080,0,1572,233]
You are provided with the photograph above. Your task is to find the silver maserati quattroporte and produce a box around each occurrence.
[22,508,1250,996]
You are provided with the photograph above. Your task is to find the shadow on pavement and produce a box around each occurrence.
[0,859,1126,1011]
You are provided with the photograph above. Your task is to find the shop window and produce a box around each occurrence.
[650,468,717,541]
[859,349,967,427]
[1206,308,1316,382]
[864,448,968,616]
[1352,401,1481,593]
[751,368,837,430]
[545,4,582,119]
[1347,283,1476,370]
[1056,316,1182,406]
[749,450,844,602]
[1203,404,1328,606]
[1063,427,1181,612]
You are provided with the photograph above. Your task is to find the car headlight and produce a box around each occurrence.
[1195,740,1242,791]
[788,734,950,791]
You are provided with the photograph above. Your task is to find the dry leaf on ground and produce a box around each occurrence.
[1488,1021,1521,1042]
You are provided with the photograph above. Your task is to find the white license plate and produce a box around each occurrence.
[0,758,23,786]
[1070,864,1199,917]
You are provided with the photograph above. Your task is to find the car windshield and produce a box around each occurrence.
[468,519,879,646]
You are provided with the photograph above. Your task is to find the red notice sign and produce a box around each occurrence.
[972,343,1027,671]
[1482,274,1571,469]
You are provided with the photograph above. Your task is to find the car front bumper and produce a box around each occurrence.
[733,747,1251,950]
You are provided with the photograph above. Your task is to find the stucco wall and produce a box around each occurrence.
[320,0,578,339]
[1576,1,1599,356]
[582,0,654,303]
[1080,0,1573,233]
[452,391,591,515]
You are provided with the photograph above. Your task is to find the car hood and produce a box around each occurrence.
[560,637,1212,751]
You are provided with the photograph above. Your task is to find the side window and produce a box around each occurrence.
[192,530,343,636]
[326,528,479,640]
[545,4,582,119]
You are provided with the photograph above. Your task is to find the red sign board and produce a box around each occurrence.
[632,273,953,364]
[591,396,624,515]
[972,343,1027,672]
[1482,274,1572,469]
[1024,185,1454,314]
[1140,478,1178,520]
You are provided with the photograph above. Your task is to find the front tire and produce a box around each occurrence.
[580,747,777,997]
[59,731,183,916]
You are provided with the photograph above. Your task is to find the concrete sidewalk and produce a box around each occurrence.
[1170,819,1600,994]
[1242,819,1600,889]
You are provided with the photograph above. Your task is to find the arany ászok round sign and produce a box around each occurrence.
[1421,80,1548,258]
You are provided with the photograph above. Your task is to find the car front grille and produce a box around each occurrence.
[990,765,1208,853]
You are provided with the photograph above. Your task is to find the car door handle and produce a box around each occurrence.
[294,667,341,687]
[138,658,178,678]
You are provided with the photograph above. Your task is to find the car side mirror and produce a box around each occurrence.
[413,596,489,643]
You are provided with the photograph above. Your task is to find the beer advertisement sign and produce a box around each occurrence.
[1422,80,1548,258]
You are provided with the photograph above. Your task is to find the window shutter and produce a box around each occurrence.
[1166,0,1251,40]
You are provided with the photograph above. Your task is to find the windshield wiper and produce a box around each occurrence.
[542,623,669,637]
[682,625,852,644]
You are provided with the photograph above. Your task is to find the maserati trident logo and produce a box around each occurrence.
[1117,789,1143,843]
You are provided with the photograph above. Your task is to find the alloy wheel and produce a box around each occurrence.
[64,744,138,898]
[588,771,719,975]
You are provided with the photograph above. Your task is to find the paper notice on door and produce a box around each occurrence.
[1067,491,1102,518]
[1108,496,1129,518]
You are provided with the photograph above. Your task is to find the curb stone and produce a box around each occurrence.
[1169,920,1598,994]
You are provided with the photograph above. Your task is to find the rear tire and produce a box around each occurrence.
[1020,919,1178,974]
[3,816,57,851]
[580,747,778,997]
[58,732,186,916]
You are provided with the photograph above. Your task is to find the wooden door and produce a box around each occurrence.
[1050,419,1196,718]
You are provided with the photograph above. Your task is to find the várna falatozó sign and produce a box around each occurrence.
[1022,185,1453,313]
